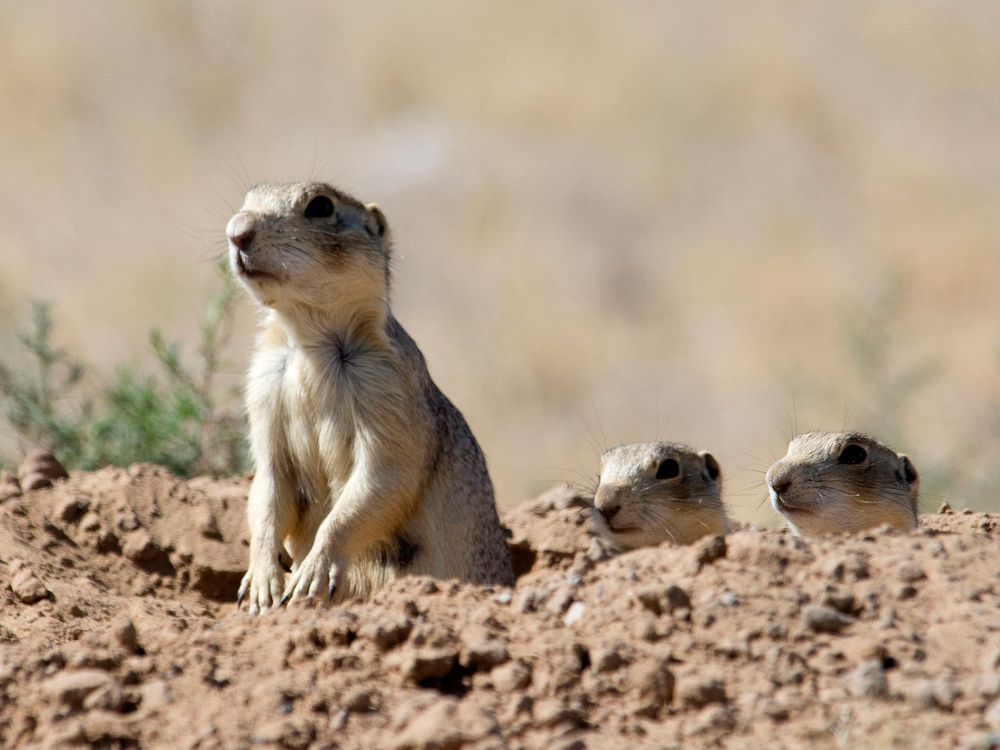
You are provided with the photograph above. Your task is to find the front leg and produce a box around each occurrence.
[281,430,422,605]
[238,469,297,615]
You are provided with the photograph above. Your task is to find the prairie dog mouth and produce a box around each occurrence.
[607,524,642,534]
[233,249,279,282]
[772,494,814,514]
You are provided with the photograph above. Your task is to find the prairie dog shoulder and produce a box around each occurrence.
[594,442,728,549]
[766,431,919,537]
[230,181,513,614]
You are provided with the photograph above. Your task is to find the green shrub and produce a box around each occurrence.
[0,265,249,477]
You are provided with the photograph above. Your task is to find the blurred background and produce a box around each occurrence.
[1,1,998,520]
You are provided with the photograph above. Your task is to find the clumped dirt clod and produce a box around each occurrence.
[0,471,997,748]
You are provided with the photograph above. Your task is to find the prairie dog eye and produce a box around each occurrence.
[304,195,335,219]
[837,444,867,465]
[655,458,680,480]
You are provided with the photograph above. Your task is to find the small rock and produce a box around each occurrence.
[591,640,632,673]
[361,614,413,651]
[196,506,223,540]
[139,680,172,711]
[533,697,583,728]
[552,491,590,511]
[254,718,316,750]
[847,660,889,699]
[985,699,1000,731]
[665,585,692,612]
[585,536,615,563]
[821,591,856,615]
[694,535,727,568]
[760,698,789,721]
[122,530,160,563]
[116,510,141,532]
[0,471,21,502]
[515,588,538,614]
[460,636,509,671]
[21,472,53,491]
[976,673,1000,701]
[342,687,374,713]
[825,552,870,581]
[633,658,675,717]
[910,679,959,711]
[982,649,1000,673]
[690,705,736,734]
[21,448,69,476]
[679,675,728,708]
[897,562,927,583]
[79,511,102,532]
[112,617,139,653]
[938,502,952,514]
[491,661,532,692]
[96,529,121,554]
[55,496,85,523]
[397,650,457,684]
[636,587,663,616]
[19,449,68,490]
[563,601,586,626]
[897,585,918,600]
[392,699,463,750]
[42,669,114,711]
[803,606,853,634]
[546,587,575,615]
[11,566,50,604]
[394,698,497,750]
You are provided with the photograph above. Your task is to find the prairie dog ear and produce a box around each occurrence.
[897,454,919,487]
[364,203,389,240]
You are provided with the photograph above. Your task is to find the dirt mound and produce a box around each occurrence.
[0,468,998,748]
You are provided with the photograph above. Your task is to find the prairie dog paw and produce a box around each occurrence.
[280,550,343,606]
[237,555,285,616]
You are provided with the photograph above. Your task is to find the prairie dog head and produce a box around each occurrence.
[594,442,727,549]
[226,182,390,313]
[766,432,919,537]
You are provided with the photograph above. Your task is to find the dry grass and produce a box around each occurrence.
[1,1,998,519]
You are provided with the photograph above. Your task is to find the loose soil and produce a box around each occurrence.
[0,466,998,749]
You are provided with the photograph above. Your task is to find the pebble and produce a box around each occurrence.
[112,616,140,653]
[632,658,675,717]
[460,635,509,671]
[847,660,888,699]
[897,561,927,583]
[360,614,413,651]
[665,585,692,612]
[695,535,727,568]
[563,601,586,626]
[803,606,853,634]
[679,675,728,708]
[491,661,532,693]
[0,471,22,502]
[395,649,457,684]
[11,565,50,604]
[42,669,115,711]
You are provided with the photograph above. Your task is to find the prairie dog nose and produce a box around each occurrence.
[227,212,257,251]
[766,465,792,495]
[594,485,623,522]
[598,503,620,523]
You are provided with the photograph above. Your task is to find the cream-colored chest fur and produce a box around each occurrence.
[282,350,354,508]
[246,337,358,511]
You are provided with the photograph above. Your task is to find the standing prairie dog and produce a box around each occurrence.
[766,432,919,537]
[594,442,728,549]
[229,181,513,614]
